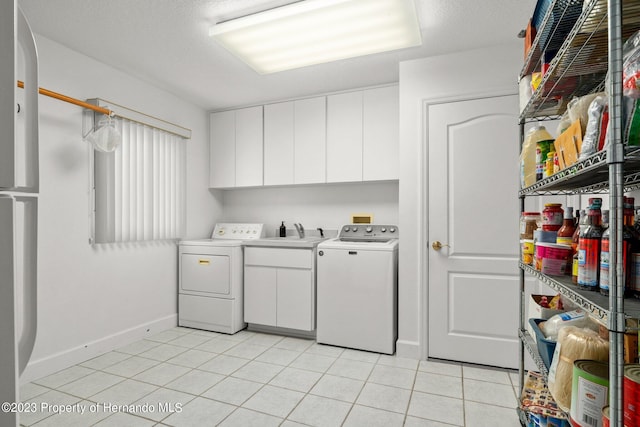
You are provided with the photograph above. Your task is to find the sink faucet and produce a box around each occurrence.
[294,223,305,238]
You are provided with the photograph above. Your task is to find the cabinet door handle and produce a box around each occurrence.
[349,251,357,255]
[199,259,210,265]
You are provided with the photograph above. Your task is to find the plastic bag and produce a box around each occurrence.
[547,326,609,412]
[539,309,591,341]
[556,111,571,136]
[578,95,609,160]
[624,97,640,146]
[567,92,604,135]
[624,30,640,99]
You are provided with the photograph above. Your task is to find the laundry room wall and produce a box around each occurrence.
[221,182,399,236]
[398,42,523,359]
[23,35,221,382]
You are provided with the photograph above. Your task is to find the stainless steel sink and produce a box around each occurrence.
[244,236,327,248]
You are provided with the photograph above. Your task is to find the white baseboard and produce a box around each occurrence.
[20,314,177,384]
[396,339,422,359]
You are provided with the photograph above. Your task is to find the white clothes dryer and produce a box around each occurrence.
[179,223,264,334]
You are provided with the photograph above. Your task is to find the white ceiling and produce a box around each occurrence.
[18,0,536,111]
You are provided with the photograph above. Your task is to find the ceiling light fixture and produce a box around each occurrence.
[209,0,422,74]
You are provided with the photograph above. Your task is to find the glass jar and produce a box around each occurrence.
[542,203,564,231]
[520,212,542,239]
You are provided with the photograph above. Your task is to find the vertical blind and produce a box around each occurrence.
[93,117,186,244]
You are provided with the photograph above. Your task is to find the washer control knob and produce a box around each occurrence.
[344,226,350,232]
[390,228,396,233]
[352,227,358,232]
[366,226,373,233]
[381,227,387,232]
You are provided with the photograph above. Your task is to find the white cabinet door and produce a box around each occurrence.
[326,91,363,183]
[209,110,235,188]
[244,266,277,326]
[277,269,314,331]
[363,86,399,181]
[264,101,294,186]
[294,97,326,184]
[235,106,263,187]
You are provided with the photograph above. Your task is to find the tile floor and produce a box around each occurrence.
[19,327,522,426]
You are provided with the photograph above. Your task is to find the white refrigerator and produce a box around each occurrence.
[1,2,40,426]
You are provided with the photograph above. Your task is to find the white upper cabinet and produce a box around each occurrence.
[210,106,263,189]
[326,91,363,183]
[209,110,235,188]
[235,106,263,187]
[294,97,326,184]
[363,86,399,181]
[211,85,398,188]
[264,101,295,186]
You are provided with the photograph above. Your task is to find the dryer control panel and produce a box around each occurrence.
[212,223,265,240]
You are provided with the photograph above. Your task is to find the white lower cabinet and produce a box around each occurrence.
[243,247,315,331]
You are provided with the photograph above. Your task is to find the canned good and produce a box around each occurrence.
[570,360,609,427]
[625,364,640,426]
[602,405,609,427]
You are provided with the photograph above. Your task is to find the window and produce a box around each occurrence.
[92,117,186,244]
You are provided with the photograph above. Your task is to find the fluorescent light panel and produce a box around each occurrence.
[210,0,422,74]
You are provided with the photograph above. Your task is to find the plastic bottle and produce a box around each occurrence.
[557,207,575,275]
[599,210,611,295]
[520,125,555,188]
[279,221,286,237]
[556,207,575,246]
[578,198,603,291]
[572,209,587,284]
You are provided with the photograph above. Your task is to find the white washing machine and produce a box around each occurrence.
[316,224,399,354]
[178,223,264,334]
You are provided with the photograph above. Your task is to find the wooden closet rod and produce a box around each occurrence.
[17,80,112,116]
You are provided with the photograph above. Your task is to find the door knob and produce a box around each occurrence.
[432,241,450,251]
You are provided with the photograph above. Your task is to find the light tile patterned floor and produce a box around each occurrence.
[19,327,522,426]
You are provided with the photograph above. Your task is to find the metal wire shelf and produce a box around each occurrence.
[519,148,640,196]
[519,0,640,121]
[519,262,640,328]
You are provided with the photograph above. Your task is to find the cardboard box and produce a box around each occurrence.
[597,324,637,363]
[554,120,582,169]
[625,332,639,364]
[524,19,537,59]
[527,294,566,342]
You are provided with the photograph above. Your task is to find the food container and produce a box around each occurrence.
[521,212,542,239]
[529,318,556,370]
[570,360,609,427]
[542,203,564,231]
[624,364,640,426]
[534,242,572,275]
[534,229,558,243]
[602,405,609,427]
[522,239,535,265]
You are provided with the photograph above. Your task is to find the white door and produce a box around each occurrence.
[427,95,520,368]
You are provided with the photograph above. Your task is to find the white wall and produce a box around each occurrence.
[398,43,523,359]
[221,182,399,236]
[23,35,221,382]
